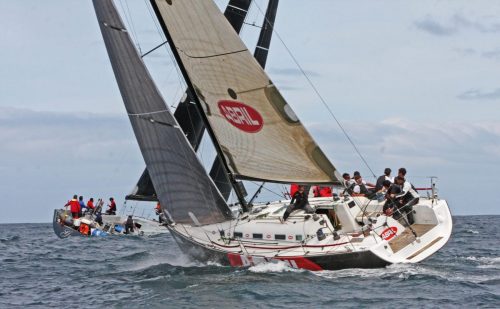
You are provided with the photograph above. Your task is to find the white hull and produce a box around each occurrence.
[53,209,168,238]
[167,196,452,270]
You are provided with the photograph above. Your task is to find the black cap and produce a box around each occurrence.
[353,171,361,177]
[384,168,391,176]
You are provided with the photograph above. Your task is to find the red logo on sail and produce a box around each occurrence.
[218,100,263,133]
[380,227,398,241]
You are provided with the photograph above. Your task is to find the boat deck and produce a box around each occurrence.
[389,224,436,253]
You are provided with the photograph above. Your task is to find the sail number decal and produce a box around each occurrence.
[380,226,398,241]
[218,100,263,133]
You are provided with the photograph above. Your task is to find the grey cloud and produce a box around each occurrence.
[309,118,500,171]
[457,88,500,100]
[414,16,457,36]
[482,49,500,60]
[415,14,500,36]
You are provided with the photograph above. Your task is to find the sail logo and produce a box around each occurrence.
[380,226,398,241]
[218,100,263,133]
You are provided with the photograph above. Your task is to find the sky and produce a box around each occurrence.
[1,0,499,223]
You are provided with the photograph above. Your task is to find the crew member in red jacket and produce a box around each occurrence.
[87,198,95,212]
[65,195,81,218]
[106,197,117,215]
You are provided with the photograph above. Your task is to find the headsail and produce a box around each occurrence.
[209,0,280,198]
[152,0,341,184]
[93,0,232,224]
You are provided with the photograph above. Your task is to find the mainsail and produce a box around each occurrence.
[127,0,253,202]
[93,0,232,224]
[152,0,341,184]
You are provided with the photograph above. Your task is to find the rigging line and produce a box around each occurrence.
[243,21,261,28]
[141,41,168,58]
[248,181,283,199]
[252,1,376,179]
[143,0,187,91]
[118,0,141,52]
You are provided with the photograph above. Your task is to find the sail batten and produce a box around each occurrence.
[152,0,341,184]
[93,0,232,224]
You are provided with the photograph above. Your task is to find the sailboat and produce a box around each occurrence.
[92,0,453,270]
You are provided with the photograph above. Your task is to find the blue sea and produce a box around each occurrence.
[0,216,499,308]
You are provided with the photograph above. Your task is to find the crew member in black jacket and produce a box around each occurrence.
[282,186,315,222]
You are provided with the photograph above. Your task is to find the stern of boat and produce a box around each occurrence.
[369,198,453,264]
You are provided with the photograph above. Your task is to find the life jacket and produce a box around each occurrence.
[79,223,90,235]
[87,201,95,209]
[319,186,332,197]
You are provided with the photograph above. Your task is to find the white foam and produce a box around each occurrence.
[248,260,302,273]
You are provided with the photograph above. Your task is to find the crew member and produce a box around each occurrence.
[352,175,370,196]
[106,197,117,215]
[375,168,393,192]
[65,195,81,219]
[282,185,314,222]
[87,198,95,211]
[155,202,163,223]
[79,196,86,216]
[125,215,134,234]
[394,176,419,224]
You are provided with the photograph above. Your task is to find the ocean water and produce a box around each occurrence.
[0,216,499,308]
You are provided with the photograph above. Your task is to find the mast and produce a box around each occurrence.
[150,0,249,210]
[208,0,279,202]
[254,0,279,68]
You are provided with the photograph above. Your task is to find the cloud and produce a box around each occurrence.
[310,118,500,167]
[481,49,500,60]
[457,88,500,100]
[414,16,457,36]
[0,107,137,164]
[415,14,500,36]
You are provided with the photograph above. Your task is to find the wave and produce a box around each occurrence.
[0,235,20,244]
[248,260,305,273]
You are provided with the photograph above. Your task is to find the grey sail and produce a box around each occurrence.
[126,0,253,202]
[126,90,204,202]
[93,0,232,225]
[126,169,157,201]
[209,0,280,199]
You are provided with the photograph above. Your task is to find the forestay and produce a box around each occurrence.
[93,0,232,225]
[153,0,341,184]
